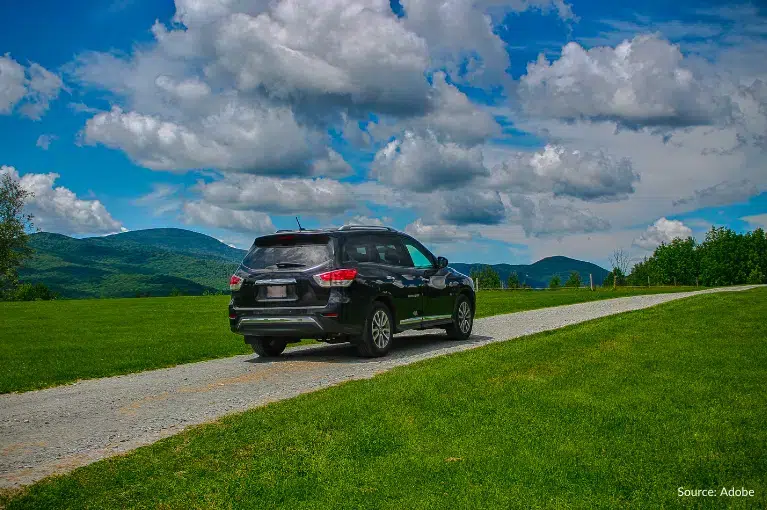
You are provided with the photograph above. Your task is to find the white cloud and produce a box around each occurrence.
[0,165,123,235]
[84,105,316,174]
[519,35,733,129]
[673,179,759,208]
[35,134,57,150]
[488,144,639,201]
[0,55,27,114]
[370,131,488,192]
[0,55,63,119]
[741,213,767,230]
[182,201,275,234]
[401,0,574,88]
[508,194,611,237]
[405,218,472,243]
[196,175,358,215]
[633,217,693,250]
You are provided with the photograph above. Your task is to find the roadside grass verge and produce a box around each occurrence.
[0,286,702,393]
[4,288,765,509]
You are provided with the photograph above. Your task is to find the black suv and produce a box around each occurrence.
[229,225,475,357]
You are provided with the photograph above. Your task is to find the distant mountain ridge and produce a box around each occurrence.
[449,256,609,288]
[20,228,608,297]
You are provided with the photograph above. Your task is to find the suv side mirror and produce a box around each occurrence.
[437,256,448,269]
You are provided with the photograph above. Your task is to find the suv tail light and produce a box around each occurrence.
[313,268,357,288]
[229,274,243,291]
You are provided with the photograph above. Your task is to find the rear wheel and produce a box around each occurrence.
[356,302,394,357]
[247,336,288,357]
[445,294,473,340]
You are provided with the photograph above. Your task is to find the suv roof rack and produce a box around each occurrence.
[338,225,396,232]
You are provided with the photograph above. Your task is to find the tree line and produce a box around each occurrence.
[469,265,583,289]
[625,227,766,287]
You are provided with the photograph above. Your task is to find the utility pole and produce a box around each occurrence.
[589,273,594,291]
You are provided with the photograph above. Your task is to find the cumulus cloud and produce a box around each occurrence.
[35,134,57,150]
[673,179,759,208]
[196,175,357,215]
[509,195,610,236]
[183,201,275,234]
[370,131,488,192]
[401,0,574,88]
[0,55,63,119]
[438,189,506,225]
[405,218,473,243]
[488,144,639,201]
[741,213,767,230]
[519,35,733,129]
[84,105,317,174]
[633,217,692,249]
[0,165,123,235]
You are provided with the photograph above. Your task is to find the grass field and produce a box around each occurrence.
[1,286,699,394]
[3,288,764,508]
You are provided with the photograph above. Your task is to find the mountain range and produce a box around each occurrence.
[20,228,608,298]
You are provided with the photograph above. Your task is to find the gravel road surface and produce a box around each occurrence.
[0,286,758,488]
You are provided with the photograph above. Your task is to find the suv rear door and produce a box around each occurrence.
[342,234,425,329]
[233,233,335,310]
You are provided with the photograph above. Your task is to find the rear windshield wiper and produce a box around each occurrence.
[274,262,306,269]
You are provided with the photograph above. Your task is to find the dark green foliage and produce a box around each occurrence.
[564,271,581,288]
[6,289,766,509]
[628,226,767,286]
[548,274,561,289]
[19,230,243,298]
[506,271,520,289]
[0,173,35,298]
[469,265,501,288]
[603,267,626,288]
[7,282,56,301]
[452,256,609,289]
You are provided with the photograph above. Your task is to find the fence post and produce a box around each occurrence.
[648,275,650,288]
[696,276,699,288]
[589,273,594,291]
[476,278,480,291]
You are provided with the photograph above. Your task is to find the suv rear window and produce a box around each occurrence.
[242,235,333,270]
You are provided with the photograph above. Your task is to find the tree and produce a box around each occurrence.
[0,172,34,298]
[564,271,582,288]
[609,248,631,278]
[506,272,520,289]
[549,274,561,289]
[469,265,501,289]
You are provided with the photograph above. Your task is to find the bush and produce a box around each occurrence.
[564,271,582,288]
[7,282,57,301]
[549,275,561,289]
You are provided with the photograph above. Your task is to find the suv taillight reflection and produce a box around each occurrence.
[229,274,243,291]
[313,268,358,288]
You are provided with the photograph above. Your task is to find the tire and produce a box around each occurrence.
[445,294,474,340]
[247,336,288,357]
[356,301,394,357]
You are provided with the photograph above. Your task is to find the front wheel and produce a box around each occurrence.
[247,336,287,357]
[445,294,473,340]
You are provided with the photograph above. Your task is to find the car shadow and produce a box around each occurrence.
[245,331,494,364]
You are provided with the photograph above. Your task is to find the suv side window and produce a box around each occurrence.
[402,240,435,269]
[342,235,373,263]
[371,235,411,267]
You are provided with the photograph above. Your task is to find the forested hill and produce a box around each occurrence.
[21,229,246,298]
[450,256,610,288]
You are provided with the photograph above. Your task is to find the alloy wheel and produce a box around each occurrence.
[371,309,391,349]
[458,301,472,334]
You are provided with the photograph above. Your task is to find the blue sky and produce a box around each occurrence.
[1,0,765,267]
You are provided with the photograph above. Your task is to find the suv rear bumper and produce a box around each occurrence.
[229,305,362,338]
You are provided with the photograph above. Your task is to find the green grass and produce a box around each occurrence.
[4,288,765,509]
[0,286,705,394]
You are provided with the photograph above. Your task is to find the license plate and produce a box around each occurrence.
[266,285,287,298]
